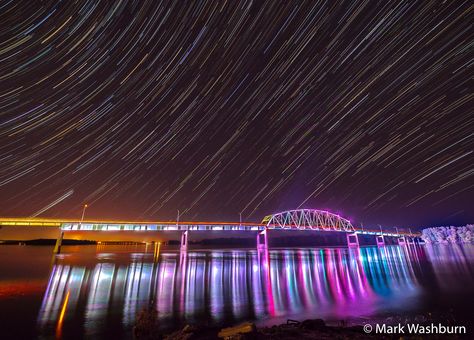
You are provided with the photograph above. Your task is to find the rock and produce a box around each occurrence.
[299,319,326,330]
[163,330,193,340]
[286,319,300,325]
[182,325,197,333]
[218,322,256,339]
[163,325,197,340]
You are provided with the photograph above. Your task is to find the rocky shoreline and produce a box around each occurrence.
[162,319,375,339]
[134,309,468,339]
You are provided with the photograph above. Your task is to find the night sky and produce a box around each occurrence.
[0,1,472,228]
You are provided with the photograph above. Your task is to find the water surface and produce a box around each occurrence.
[0,244,473,339]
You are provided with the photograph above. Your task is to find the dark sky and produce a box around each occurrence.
[0,1,472,228]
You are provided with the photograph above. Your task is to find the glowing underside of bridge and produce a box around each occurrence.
[0,209,417,236]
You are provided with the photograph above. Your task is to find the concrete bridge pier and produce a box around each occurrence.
[346,232,359,247]
[53,231,64,254]
[180,231,188,252]
[376,235,386,247]
[257,228,268,250]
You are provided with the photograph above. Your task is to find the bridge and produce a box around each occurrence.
[0,209,420,255]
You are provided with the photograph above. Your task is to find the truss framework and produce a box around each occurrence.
[261,209,355,232]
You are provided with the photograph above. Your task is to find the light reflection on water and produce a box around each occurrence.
[36,244,474,338]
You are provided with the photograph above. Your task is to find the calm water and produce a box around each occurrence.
[0,244,473,339]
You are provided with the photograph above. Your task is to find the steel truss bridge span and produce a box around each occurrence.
[262,209,354,232]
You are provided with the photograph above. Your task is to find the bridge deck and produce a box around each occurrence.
[0,218,419,237]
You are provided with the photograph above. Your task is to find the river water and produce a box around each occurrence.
[0,244,473,339]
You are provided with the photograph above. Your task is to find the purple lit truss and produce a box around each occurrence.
[261,209,355,232]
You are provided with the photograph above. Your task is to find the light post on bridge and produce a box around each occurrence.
[375,224,386,247]
[239,212,242,228]
[176,210,180,229]
[79,204,88,229]
[395,227,399,235]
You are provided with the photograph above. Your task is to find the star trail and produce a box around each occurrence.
[0,1,472,228]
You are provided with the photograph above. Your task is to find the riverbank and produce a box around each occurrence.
[133,319,367,339]
[158,319,376,339]
[161,319,471,339]
[136,313,470,339]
